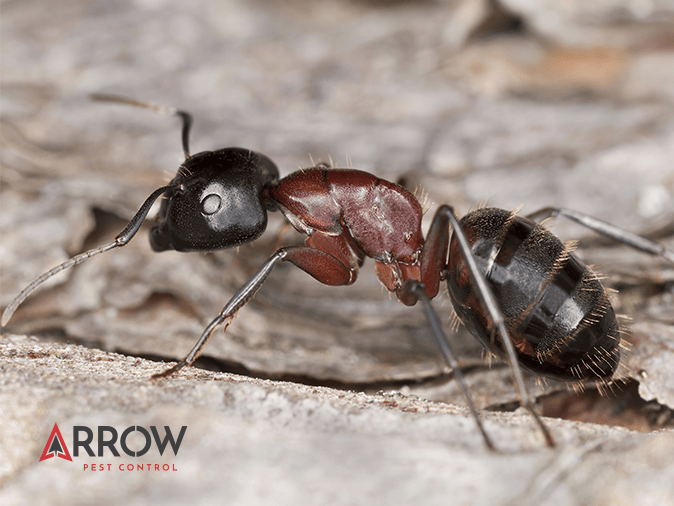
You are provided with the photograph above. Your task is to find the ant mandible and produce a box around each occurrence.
[3,94,674,451]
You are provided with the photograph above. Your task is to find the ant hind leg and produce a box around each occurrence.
[526,207,674,264]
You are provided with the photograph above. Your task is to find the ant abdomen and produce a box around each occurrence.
[446,207,621,382]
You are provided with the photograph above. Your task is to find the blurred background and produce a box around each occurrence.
[2,0,674,426]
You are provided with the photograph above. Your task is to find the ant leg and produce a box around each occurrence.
[90,94,193,158]
[424,205,555,447]
[2,184,176,327]
[403,280,496,450]
[153,242,358,378]
[152,249,287,378]
[527,207,674,264]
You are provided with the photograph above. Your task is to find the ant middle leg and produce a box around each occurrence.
[402,279,496,450]
[407,205,556,448]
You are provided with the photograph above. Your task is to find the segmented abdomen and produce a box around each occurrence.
[446,207,621,381]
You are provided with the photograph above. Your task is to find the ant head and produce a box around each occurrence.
[149,147,280,252]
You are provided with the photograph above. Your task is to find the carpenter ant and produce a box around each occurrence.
[3,95,674,451]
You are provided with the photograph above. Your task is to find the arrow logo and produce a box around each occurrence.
[39,423,73,462]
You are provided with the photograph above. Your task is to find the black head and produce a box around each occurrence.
[1,96,282,328]
[150,147,279,252]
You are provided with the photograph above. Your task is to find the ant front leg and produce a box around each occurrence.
[153,239,359,378]
[152,250,286,378]
[527,207,674,264]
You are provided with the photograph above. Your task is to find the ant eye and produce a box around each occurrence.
[201,193,222,215]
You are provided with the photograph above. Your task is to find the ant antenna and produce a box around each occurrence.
[3,94,196,326]
[1,184,176,327]
[89,94,193,159]
[3,94,196,327]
